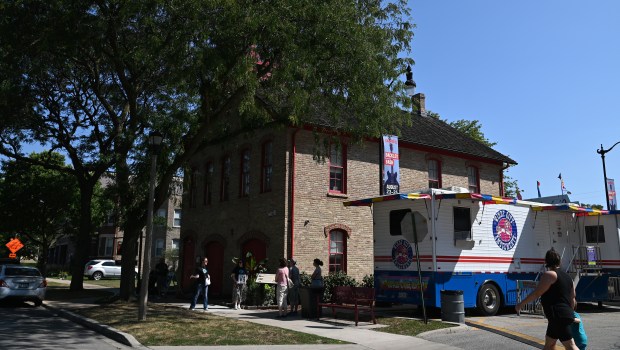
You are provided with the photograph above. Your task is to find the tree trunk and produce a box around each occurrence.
[69,183,94,291]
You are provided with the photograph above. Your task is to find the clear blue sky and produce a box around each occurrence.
[407,0,620,206]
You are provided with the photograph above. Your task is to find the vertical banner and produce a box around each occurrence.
[607,178,617,210]
[381,135,400,195]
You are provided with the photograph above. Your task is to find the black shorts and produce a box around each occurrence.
[546,317,574,342]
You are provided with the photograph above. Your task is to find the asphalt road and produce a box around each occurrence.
[419,303,620,349]
[0,300,132,350]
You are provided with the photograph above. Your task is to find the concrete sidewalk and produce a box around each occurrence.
[44,278,461,350]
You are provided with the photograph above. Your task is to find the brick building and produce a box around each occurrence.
[180,94,516,296]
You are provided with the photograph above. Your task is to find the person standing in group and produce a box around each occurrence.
[189,257,210,311]
[311,258,324,288]
[155,258,169,297]
[515,249,579,350]
[275,258,289,318]
[288,258,300,315]
[571,299,588,350]
[231,259,247,310]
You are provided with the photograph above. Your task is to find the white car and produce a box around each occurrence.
[84,260,121,280]
[0,265,47,306]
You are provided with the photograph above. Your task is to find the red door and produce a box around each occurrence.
[242,238,267,267]
[205,241,224,296]
[182,237,195,291]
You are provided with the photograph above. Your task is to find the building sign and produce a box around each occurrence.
[607,178,616,210]
[381,135,400,195]
[255,273,276,284]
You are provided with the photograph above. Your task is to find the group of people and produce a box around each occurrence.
[274,257,324,317]
[188,256,325,317]
[516,249,588,350]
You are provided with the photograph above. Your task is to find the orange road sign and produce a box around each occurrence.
[8,253,16,258]
[6,238,24,253]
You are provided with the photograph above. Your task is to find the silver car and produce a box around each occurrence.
[0,265,47,306]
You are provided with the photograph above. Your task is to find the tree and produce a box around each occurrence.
[0,1,414,299]
[0,153,80,274]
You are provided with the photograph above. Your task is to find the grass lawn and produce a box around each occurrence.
[76,303,348,346]
[47,287,455,346]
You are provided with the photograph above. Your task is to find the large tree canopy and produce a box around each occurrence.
[0,0,415,296]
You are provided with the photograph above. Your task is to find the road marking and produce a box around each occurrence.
[465,319,565,349]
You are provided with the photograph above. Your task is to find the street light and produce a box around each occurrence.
[138,131,163,321]
[596,141,620,210]
[404,65,416,97]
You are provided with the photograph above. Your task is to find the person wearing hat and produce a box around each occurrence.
[287,258,300,315]
[230,259,247,310]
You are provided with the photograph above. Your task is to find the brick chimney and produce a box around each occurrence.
[412,93,426,116]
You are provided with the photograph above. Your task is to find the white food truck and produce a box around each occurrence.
[344,188,620,315]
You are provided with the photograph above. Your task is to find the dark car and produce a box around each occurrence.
[0,265,47,306]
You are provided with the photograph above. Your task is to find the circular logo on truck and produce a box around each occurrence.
[492,210,518,251]
[391,239,413,269]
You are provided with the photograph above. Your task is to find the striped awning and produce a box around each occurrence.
[434,193,519,205]
[343,193,431,207]
[531,204,609,216]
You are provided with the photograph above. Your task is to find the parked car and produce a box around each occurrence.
[0,265,47,306]
[83,260,137,280]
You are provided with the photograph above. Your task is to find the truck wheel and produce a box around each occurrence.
[92,271,104,280]
[477,283,500,316]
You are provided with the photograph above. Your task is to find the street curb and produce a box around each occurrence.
[417,323,470,337]
[465,320,544,349]
[43,303,147,349]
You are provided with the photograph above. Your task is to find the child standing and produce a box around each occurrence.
[572,302,588,350]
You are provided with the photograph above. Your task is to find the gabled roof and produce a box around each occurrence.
[398,112,516,165]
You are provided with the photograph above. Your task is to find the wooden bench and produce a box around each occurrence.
[317,286,376,326]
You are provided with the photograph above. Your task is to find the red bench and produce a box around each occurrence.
[317,286,376,326]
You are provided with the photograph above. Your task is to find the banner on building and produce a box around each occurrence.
[381,135,400,195]
[607,178,617,210]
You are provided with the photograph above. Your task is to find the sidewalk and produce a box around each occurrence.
[44,278,461,350]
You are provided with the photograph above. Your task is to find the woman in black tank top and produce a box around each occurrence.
[515,249,579,350]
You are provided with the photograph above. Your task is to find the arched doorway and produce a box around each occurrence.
[182,236,196,291]
[205,241,224,297]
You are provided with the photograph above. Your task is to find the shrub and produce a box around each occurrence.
[323,271,357,303]
[299,272,311,287]
[361,274,374,288]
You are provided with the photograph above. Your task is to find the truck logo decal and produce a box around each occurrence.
[391,239,413,269]
[492,210,518,251]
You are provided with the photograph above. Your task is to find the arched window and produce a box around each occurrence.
[261,140,273,193]
[329,143,347,193]
[220,156,231,201]
[328,230,347,273]
[240,148,251,197]
[203,161,214,205]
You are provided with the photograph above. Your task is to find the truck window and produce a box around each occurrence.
[585,225,605,243]
[390,209,411,236]
[453,207,472,241]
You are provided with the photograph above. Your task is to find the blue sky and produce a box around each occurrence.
[407,0,620,207]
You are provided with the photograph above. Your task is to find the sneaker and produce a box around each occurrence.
[189,307,196,311]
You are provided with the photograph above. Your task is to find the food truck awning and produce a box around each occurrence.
[343,193,431,207]
[531,203,609,216]
[434,193,519,205]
